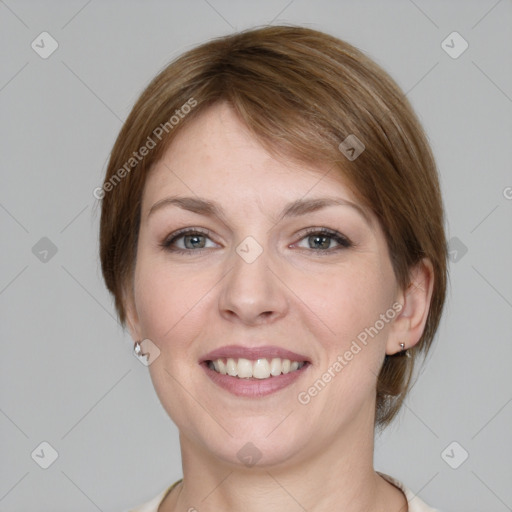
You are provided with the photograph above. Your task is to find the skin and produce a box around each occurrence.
[125,102,434,512]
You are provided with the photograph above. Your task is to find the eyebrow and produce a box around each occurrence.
[147,195,372,225]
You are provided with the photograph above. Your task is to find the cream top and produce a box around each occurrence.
[127,472,440,511]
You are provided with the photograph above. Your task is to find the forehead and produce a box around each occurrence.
[141,102,361,214]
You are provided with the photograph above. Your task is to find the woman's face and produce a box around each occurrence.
[127,102,405,467]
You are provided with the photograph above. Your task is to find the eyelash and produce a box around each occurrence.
[160,227,353,255]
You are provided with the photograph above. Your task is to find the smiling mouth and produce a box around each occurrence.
[205,357,309,380]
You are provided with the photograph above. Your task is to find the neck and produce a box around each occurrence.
[160,406,407,512]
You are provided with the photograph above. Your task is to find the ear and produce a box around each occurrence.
[386,258,434,355]
[123,284,143,343]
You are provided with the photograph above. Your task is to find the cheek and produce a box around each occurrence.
[293,268,396,421]
[293,260,396,351]
[134,265,175,338]
[133,255,216,346]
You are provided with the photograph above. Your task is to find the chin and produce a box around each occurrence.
[175,410,310,469]
[207,430,306,469]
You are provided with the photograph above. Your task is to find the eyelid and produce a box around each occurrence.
[159,227,216,253]
[161,226,353,254]
[293,227,353,250]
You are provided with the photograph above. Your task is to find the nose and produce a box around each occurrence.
[218,240,289,326]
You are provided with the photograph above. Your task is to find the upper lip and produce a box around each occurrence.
[200,345,311,363]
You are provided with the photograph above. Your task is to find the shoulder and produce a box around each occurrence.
[125,479,182,512]
[377,472,441,512]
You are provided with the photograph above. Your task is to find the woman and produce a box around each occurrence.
[99,25,446,512]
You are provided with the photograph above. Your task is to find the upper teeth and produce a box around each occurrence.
[208,357,305,379]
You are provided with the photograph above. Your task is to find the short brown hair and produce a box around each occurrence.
[99,25,447,428]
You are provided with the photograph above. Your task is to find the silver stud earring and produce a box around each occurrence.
[399,342,411,358]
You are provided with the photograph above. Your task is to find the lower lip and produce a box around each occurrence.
[201,362,310,398]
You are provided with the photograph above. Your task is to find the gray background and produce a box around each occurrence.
[1,0,511,510]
